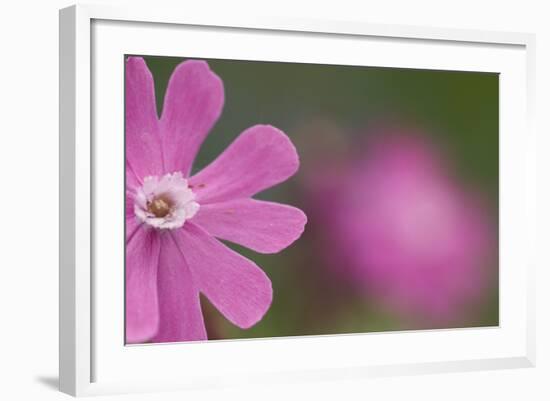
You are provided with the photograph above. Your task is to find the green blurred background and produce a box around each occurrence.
[138,55,499,340]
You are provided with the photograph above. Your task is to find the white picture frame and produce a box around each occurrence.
[59,3,536,397]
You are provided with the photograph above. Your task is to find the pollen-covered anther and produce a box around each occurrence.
[147,196,172,218]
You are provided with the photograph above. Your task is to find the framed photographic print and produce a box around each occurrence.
[59,4,536,396]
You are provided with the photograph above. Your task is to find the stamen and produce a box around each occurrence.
[147,196,172,218]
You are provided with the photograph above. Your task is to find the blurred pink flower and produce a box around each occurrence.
[306,130,495,323]
[125,57,306,343]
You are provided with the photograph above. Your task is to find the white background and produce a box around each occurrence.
[0,0,548,400]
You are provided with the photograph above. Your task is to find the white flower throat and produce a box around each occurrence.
[134,172,199,229]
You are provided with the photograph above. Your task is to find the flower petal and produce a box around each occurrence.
[125,226,161,343]
[126,192,142,240]
[125,57,164,178]
[160,60,224,176]
[189,125,299,204]
[126,215,142,242]
[176,223,272,329]
[126,193,133,218]
[192,198,307,253]
[151,233,207,343]
[126,160,141,190]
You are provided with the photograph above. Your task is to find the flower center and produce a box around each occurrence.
[134,172,199,230]
[147,196,173,218]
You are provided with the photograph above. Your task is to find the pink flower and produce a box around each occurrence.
[125,57,306,343]
[306,130,495,324]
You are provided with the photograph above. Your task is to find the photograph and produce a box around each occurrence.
[2,0,545,399]
[125,55,499,344]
